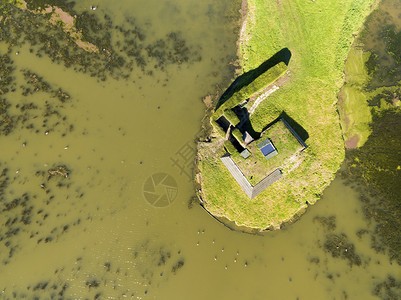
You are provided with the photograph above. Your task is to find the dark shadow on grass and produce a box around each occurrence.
[241,119,259,139]
[216,116,230,132]
[216,48,292,110]
[261,112,309,142]
[238,111,309,143]
[233,106,261,140]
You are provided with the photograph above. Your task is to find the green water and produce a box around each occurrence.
[0,0,401,299]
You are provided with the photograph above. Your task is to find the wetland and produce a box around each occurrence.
[0,0,401,299]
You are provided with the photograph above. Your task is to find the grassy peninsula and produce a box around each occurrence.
[196,0,379,230]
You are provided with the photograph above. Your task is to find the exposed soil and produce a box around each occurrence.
[345,134,359,149]
[393,96,399,106]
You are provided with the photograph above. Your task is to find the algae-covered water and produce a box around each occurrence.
[1,0,401,299]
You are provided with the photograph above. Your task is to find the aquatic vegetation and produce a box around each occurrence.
[313,215,363,267]
[0,164,76,265]
[345,109,401,264]
[364,24,401,89]
[313,216,337,232]
[171,259,185,274]
[339,0,401,265]
[131,239,185,285]
[0,54,15,135]
[0,156,167,297]
[0,1,202,81]
[373,275,401,299]
[323,233,362,267]
[0,61,74,137]
[4,237,185,298]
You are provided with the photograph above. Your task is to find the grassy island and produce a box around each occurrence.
[196,0,379,230]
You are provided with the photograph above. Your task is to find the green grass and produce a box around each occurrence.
[233,120,303,184]
[1,0,24,10]
[198,0,378,229]
[338,47,372,147]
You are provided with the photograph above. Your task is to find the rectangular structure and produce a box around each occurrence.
[220,154,253,198]
[257,138,278,160]
[240,149,251,159]
[220,153,282,199]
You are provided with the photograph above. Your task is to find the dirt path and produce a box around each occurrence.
[248,85,279,114]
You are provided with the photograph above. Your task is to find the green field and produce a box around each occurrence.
[197,0,378,230]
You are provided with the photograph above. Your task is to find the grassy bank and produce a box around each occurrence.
[197,0,378,230]
[338,48,372,148]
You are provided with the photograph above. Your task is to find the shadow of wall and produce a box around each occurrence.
[262,111,309,142]
[216,48,292,110]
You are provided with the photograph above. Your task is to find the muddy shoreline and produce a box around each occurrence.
[193,0,251,231]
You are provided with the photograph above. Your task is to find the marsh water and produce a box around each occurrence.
[1,0,401,299]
